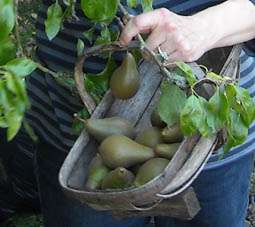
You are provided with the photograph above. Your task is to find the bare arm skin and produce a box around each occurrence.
[120,0,255,63]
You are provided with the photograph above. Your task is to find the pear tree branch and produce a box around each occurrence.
[74,4,187,115]
[117,3,187,88]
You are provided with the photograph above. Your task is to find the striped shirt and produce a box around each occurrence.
[24,0,255,153]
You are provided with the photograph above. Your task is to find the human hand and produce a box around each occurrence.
[120,8,215,63]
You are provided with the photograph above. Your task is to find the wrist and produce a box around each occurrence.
[193,0,255,50]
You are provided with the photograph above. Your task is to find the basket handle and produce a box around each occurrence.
[129,199,163,211]
[219,44,242,79]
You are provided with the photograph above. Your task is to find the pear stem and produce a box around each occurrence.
[74,113,87,124]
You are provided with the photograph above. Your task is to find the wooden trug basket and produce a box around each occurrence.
[59,45,242,220]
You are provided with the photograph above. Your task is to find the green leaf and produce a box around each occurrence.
[233,85,255,127]
[0,79,14,111]
[0,0,15,39]
[225,84,236,107]
[83,27,95,44]
[223,110,248,153]
[94,26,111,46]
[45,2,63,40]
[142,0,153,12]
[77,39,84,56]
[175,62,197,86]
[4,72,29,115]
[158,83,186,127]
[13,75,30,109]
[180,95,207,136]
[81,0,119,23]
[207,87,229,133]
[0,35,15,65]
[71,108,89,135]
[0,117,8,128]
[63,2,73,19]
[6,110,23,141]
[197,96,212,137]
[127,0,139,8]
[85,57,117,97]
[23,120,38,142]
[3,57,38,77]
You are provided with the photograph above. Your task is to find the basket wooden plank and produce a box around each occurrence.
[109,187,200,220]
[58,45,242,220]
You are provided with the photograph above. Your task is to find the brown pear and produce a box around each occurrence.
[84,116,136,142]
[134,158,169,186]
[162,124,184,143]
[154,143,181,159]
[110,52,140,99]
[85,154,110,190]
[101,167,135,190]
[135,127,164,149]
[99,135,155,168]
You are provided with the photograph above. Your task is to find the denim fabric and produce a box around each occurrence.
[155,151,253,227]
[0,129,40,218]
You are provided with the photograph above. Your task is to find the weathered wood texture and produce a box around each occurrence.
[59,45,242,220]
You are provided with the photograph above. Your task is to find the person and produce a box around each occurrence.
[0,0,254,226]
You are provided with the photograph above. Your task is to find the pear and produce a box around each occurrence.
[134,158,169,186]
[99,135,155,168]
[85,154,110,190]
[110,52,140,99]
[84,116,136,142]
[101,167,135,190]
[135,127,164,149]
[162,124,184,143]
[150,108,166,128]
[154,143,181,159]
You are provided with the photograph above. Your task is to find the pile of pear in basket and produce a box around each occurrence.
[59,45,242,220]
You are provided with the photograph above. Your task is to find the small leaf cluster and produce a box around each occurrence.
[158,63,255,154]
[0,1,38,140]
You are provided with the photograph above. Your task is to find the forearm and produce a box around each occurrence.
[194,0,255,49]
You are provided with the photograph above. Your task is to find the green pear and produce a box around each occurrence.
[110,52,140,99]
[84,116,136,142]
[101,167,135,190]
[162,124,184,143]
[136,127,164,149]
[150,108,166,128]
[154,143,181,159]
[134,158,169,186]
[99,135,155,168]
[85,154,110,190]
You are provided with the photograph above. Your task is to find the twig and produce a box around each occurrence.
[74,113,87,124]
[14,0,24,57]
[114,16,125,31]
[37,64,60,78]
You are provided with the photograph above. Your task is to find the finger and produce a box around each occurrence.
[166,48,193,64]
[159,42,176,56]
[120,9,163,45]
[166,51,185,63]
[144,26,166,52]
